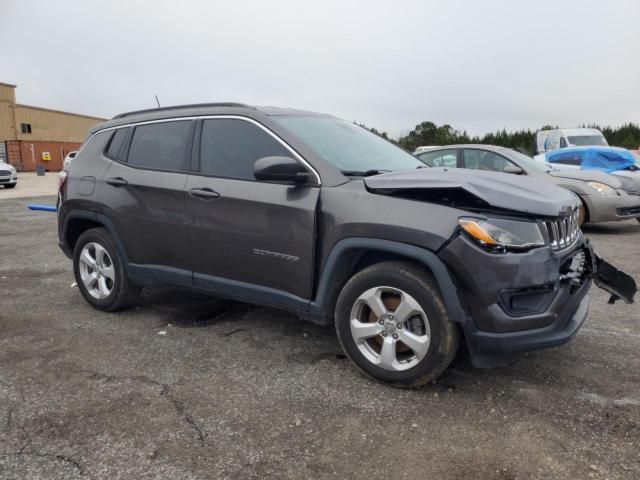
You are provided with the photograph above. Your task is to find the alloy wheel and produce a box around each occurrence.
[79,242,115,300]
[349,286,431,371]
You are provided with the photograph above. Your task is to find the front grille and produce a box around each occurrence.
[0,170,11,176]
[543,210,580,250]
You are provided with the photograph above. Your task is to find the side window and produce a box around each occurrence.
[199,118,293,180]
[418,149,458,168]
[549,152,583,166]
[559,137,567,148]
[127,121,191,171]
[104,128,129,160]
[463,149,510,172]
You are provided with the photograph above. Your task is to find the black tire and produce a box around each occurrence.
[73,227,140,311]
[335,261,460,388]
[4,183,16,189]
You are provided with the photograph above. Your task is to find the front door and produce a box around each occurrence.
[185,117,320,301]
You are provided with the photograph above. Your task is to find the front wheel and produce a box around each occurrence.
[335,261,460,388]
[73,227,140,311]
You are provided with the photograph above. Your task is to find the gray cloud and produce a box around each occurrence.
[1,0,638,137]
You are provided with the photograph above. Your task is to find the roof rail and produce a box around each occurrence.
[112,102,252,119]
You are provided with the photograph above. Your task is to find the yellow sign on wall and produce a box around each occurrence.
[41,152,51,161]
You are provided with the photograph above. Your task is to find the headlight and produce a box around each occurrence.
[459,217,545,252]
[587,181,617,196]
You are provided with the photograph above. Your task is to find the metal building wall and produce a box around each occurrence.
[15,105,103,143]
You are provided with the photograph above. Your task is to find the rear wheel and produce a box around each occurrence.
[335,261,459,388]
[73,228,140,311]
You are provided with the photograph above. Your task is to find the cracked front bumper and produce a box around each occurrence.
[439,234,636,367]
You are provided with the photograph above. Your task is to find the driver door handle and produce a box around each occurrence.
[106,177,128,187]
[189,187,220,200]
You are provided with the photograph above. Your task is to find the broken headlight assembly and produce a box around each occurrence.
[458,217,545,252]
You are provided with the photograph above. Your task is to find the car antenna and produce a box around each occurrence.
[154,95,161,108]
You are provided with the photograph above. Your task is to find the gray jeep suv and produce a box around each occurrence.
[57,104,636,387]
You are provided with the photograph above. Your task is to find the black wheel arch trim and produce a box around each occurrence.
[61,210,130,268]
[309,237,467,328]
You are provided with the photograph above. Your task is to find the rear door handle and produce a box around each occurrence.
[189,188,220,200]
[106,177,128,187]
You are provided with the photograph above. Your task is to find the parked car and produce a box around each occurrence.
[416,145,640,224]
[63,151,78,169]
[57,104,635,387]
[534,146,640,201]
[0,159,17,189]
[534,128,608,154]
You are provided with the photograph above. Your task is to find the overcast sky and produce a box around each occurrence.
[1,0,638,137]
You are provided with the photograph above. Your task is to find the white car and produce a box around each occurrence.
[0,160,17,189]
[63,151,78,169]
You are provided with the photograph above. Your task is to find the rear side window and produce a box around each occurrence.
[105,128,129,160]
[418,149,458,168]
[127,121,192,171]
[199,119,292,180]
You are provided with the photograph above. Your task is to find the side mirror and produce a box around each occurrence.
[503,163,524,175]
[254,156,311,184]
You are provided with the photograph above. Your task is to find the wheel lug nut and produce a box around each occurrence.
[378,319,384,325]
[381,331,387,337]
[396,323,402,329]
[392,333,399,340]
[387,314,394,320]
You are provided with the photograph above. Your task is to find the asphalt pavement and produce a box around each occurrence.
[1,196,639,479]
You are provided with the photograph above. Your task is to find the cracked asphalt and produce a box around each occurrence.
[1,196,639,479]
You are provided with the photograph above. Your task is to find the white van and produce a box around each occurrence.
[534,128,608,154]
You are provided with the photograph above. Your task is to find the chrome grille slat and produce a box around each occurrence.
[543,210,580,251]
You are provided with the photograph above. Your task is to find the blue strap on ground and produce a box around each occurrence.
[28,204,57,212]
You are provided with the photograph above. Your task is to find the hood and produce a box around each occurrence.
[364,168,580,218]
[0,162,15,173]
[546,168,623,188]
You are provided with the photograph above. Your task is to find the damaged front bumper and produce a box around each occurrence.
[439,236,636,367]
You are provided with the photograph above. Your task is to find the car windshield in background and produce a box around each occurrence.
[273,116,423,173]
[567,135,607,146]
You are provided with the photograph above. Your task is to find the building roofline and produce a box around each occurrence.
[16,103,106,121]
[0,81,17,88]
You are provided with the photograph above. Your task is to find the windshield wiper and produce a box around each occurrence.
[340,169,391,177]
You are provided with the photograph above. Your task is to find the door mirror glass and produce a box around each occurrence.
[503,163,524,175]
[254,156,310,183]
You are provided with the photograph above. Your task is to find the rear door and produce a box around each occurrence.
[184,117,320,300]
[99,120,194,284]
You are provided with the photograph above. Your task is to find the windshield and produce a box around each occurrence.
[273,116,423,173]
[567,135,607,146]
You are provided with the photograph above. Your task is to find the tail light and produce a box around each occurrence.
[58,171,68,192]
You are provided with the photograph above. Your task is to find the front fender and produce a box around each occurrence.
[309,237,466,328]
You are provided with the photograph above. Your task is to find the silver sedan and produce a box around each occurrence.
[415,144,640,225]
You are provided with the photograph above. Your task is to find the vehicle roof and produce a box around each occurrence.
[90,104,333,134]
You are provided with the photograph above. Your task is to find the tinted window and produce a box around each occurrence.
[418,149,458,168]
[200,119,292,179]
[463,149,511,172]
[548,152,583,166]
[127,121,191,171]
[105,128,129,159]
[559,137,567,148]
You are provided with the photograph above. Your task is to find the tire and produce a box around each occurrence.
[73,227,140,311]
[4,183,16,189]
[335,261,460,388]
